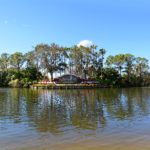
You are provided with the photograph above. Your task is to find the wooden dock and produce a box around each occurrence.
[31,83,104,89]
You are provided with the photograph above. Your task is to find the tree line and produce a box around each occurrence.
[0,43,149,87]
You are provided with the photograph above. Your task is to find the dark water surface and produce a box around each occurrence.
[1,88,150,150]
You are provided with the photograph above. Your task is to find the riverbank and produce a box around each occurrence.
[31,83,107,89]
[1,83,147,89]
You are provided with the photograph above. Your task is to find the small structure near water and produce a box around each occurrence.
[53,74,82,84]
[32,74,101,89]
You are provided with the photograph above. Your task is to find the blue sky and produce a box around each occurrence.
[0,0,150,60]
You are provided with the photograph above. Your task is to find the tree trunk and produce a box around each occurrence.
[50,72,53,82]
[84,69,87,79]
[119,66,122,77]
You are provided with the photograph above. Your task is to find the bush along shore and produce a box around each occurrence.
[0,43,150,88]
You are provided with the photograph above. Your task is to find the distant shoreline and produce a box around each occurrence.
[0,83,146,89]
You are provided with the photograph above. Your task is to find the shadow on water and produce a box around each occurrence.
[0,88,150,134]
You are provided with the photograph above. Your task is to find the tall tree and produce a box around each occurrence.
[34,43,67,81]
[124,54,135,81]
[81,46,93,79]
[0,53,10,70]
[24,51,35,68]
[135,57,149,78]
[69,45,84,76]
[70,45,94,79]
[99,48,106,69]
[106,54,126,77]
[98,48,106,78]
[9,52,25,71]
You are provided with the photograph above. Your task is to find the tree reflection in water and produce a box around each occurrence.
[0,88,150,134]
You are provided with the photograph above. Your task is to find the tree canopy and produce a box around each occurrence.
[0,42,149,87]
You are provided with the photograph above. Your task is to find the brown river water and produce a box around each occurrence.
[0,88,150,150]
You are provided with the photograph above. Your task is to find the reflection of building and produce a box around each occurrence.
[53,74,82,84]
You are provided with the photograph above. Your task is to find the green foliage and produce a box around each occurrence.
[0,53,9,70]
[8,79,21,88]
[98,68,120,87]
[0,71,9,86]
[34,43,67,80]
[9,52,25,71]
[23,67,42,81]
[0,43,150,88]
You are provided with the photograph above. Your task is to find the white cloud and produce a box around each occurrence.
[77,40,93,47]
